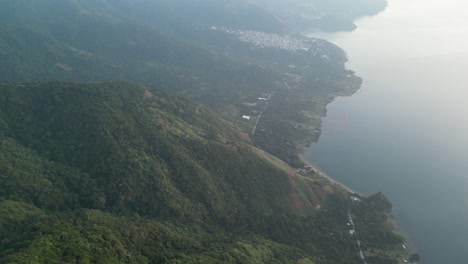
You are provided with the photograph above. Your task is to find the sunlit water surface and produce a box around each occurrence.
[304,0,468,263]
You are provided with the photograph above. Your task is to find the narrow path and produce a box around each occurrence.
[251,92,274,138]
[348,210,367,264]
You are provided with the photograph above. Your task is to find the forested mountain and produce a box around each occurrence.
[0,0,409,263]
[0,0,359,164]
[0,82,404,263]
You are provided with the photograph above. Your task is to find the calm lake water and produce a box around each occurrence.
[305,0,468,263]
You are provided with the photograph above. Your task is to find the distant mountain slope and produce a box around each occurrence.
[109,0,287,34]
[0,0,285,102]
[0,82,404,263]
[251,0,388,32]
[0,0,357,167]
[0,0,203,82]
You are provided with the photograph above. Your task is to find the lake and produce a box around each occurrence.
[304,0,468,263]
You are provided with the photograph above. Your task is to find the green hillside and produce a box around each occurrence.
[0,82,405,263]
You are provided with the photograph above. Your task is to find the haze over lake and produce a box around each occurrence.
[305,0,468,263]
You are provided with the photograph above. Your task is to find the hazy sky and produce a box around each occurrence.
[329,0,468,58]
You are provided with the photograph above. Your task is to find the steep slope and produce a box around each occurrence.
[0,82,280,220]
[0,82,404,263]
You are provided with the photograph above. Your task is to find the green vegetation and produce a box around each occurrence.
[349,193,411,263]
[0,0,414,262]
[0,82,404,263]
[0,0,361,167]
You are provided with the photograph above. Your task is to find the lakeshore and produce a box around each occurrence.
[299,154,357,194]
[304,0,468,262]
[300,151,414,263]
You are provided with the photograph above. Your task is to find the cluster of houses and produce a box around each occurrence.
[217,27,329,56]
